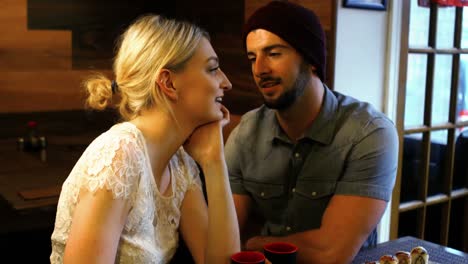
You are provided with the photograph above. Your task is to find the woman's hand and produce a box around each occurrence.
[181,105,240,264]
[183,105,230,168]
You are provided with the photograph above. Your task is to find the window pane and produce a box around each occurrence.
[409,0,430,48]
[461,7,468,48]
[436,6,455,48]
[401,134,424,203]
[448,197,467,251]
[405,54,427,127]
[428,130,448,197]
[454,126,468,190]
[425,203,444,244]
[457,54,468,122]
[432,55,452,125]
[398,209,421,238]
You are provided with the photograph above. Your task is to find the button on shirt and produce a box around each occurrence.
[225,86,398,248]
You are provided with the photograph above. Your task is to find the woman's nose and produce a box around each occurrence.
[220,70,232,91]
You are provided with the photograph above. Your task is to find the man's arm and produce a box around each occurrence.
[233,194,252,234]
[225,125,265,245]
[233,193,266,247]
[247,121,398,264]
[245,195,387,264]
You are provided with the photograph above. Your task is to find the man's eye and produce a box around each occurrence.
[248,57,256,63]
[269,52,280,57]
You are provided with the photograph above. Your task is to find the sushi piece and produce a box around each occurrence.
[379,254,398,264]
[395,251,411,264]
[411,246,429,264]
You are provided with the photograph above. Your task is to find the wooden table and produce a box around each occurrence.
[0,110,117,263]
[0,134,98,235]
[0,136,93,211]
[353,236,468,264]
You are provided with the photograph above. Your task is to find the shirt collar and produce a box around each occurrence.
[302,85,338,145]
[264,84,339,145]
[263,109,283,143]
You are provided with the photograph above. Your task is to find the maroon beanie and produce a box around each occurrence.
[243,1,326,82]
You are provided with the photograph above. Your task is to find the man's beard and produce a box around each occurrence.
[263,62,310,110]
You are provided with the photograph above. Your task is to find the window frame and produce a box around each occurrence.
[392,0,468,251]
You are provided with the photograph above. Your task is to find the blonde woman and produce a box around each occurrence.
[50,15,240,263]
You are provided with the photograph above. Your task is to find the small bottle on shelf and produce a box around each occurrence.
[17,121,48,161]
[16,137,25,151]
[25,121,40,151]
[39,136,47,162]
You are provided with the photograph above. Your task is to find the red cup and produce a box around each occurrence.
[263,242,298,264]
[231,251,266,264]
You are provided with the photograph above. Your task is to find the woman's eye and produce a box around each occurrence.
[210,66,219,72]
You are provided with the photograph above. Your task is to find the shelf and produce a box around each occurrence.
[399,200,424,212]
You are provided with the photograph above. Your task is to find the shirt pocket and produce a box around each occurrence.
[290,181,336,231]
[244,181,286,222]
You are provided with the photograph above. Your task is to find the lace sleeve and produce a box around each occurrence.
[187,162,202,192]
[80,133,144,200]
[179,148,202,192]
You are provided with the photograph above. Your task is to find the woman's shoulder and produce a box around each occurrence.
[173,147,199,174]
[79,122,146,180]
[84,122,143,154]
[170,147,201,190]
[96,122,141,142]
[73,122,146,199]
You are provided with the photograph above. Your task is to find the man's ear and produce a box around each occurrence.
[309,65,321,79]
[310,65,317,74]
[157,69,178,101]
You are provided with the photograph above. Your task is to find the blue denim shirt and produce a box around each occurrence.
[225,86,398,248]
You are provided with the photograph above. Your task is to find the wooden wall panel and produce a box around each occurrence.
[0,0,335,114]
[0,71,111,112]
[0,0,114,113]
[0,0,72,71]
[0,0,84,113]
[0,0,254,114]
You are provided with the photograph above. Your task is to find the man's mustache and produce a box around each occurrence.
[258,77,281,87]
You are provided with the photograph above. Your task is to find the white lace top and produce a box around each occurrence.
[50,122,202,264]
